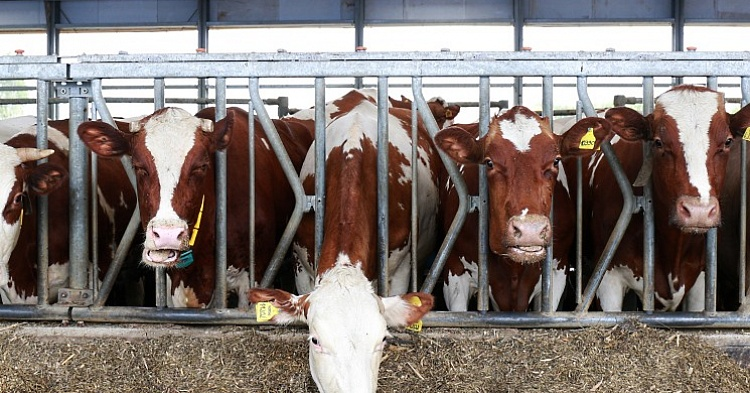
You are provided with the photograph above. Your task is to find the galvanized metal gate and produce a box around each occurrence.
[2,51,750,328]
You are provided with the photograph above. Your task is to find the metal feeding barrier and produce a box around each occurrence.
[1,51,750,327]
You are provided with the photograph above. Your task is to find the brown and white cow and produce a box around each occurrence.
[248,96,436,393]
[0,120,138,305]
[389,95,461,129]
[579,85,750,311]
[434,107,611,311]
[78,107,313,308]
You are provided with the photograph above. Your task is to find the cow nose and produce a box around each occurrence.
[149,225,188,250]
[507,214,550,246]
[675,195,720,231]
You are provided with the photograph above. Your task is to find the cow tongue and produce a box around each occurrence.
[146,249,179,264]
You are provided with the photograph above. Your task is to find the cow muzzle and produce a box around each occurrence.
[502,214,551,264]
[143,219,190,267]
[673,195,721,234]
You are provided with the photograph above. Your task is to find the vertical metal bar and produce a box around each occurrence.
[377,78,390,296]
[353,0,365,89]
[90,119,99,297]
[707,76,718,91]
[705,228,718,313]
[671,0,685,86]
[642,76,656,312]
[248,92,256,288]
[414,78,470,294]
[68,93,89,289]
[314,78,326,273]
[575,101,584,307]
[153,77,167,308]
[36,80,50,305]
[252,79,307,289]
[410,86,419,293]
[213,77,228,309]
[196,0,209,110]
[541,75,554,312]
[477,76,490,312]
[740,76,750,307]
[512,0,524,107]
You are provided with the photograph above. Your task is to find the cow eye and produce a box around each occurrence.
[653,138,664,149]
[13,193,23,205]
[553,156,562,167]
[725,137,733,149]
[484,158,494,169]
[133,165,149,177]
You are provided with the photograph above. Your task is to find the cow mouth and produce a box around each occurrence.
[505,245,546,264]
[143,248,181,267]
[680,226,712,235]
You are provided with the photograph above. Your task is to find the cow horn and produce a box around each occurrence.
[129,121,141,133]
[16,148,55,162]
[200,119,214,133]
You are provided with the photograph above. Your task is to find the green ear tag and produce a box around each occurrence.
[579,127,597,150]
[256,302,279,322]
[743,127,750,141]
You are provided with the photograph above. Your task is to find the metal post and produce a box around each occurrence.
[314,78,326,273]
[575,101,583,307]
[248,94,256,289]
[377,78,389,296]
[642,76,656,312]
[477,76,490,312]
[410,91,419,292]
[35,80,50,305]
[541,75,554,312]
[213,77,228,309]
[740,77,750,307]
[706,228,718,313]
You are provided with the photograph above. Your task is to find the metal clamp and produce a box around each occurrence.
[58,288,94,306]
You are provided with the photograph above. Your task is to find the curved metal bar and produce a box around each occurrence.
[576,76,598,117]
[576,140,636,312]
[412,77,470,294]
[251,79,306,289]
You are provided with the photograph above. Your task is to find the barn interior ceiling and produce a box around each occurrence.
[1,0,750,54]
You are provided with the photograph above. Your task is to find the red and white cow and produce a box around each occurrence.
[580,85,750,311]
[78,107,313,308]
[434,107,611,311]
[389,95,461,129]
[248,95,436,393]
[0,120,138,305]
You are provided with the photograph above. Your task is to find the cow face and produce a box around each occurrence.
[610,86,735,233]
[0,145,65,286]
[436,107,610,264]
[248,261,432,393]
[78,108,229,267]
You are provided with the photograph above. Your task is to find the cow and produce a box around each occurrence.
[578,85,750,311]
[389,94,461,129]
[248,95,436,393]
[0,120,138,305]
[716,104,750,311]
[433,106,611,311]
[78,106,313,308]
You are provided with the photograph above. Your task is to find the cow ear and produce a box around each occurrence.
[380,292,433,327]
[247,288,309,324]
[211,110,235,151]
[434,126,484,164]
[605,107,649,141]
[728,104,750,138]
[26,163,67,195]
[78,121,132,157]
[559,117,612,157]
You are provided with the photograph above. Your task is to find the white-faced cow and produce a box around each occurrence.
[0,120,138,305]
[434,107,611,311]
[248,95,436,393]
[78,107,313,308]
[579,85,750,311]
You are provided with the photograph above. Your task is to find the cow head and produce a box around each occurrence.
[248,260,432,393]
[609,86,750,233]
[0,144,66,285]
[435,106,610,264]
[78,107,231,267]
[388,95,460,129]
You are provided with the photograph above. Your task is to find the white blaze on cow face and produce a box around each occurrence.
[306,262,389,393]
[658,89,720,203]
[499,114,544,152]
[141,108,202,264]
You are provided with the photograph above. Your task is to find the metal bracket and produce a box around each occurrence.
[56,81,92,99]
[58,288,94,306]
[469,195,480,213]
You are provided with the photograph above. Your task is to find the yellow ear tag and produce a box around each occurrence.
[405,296,423,333]
[743,127,750,141]
[255,302,279,322]
[579,127,597,150]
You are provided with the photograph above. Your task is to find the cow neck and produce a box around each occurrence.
[175,194,205,269]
